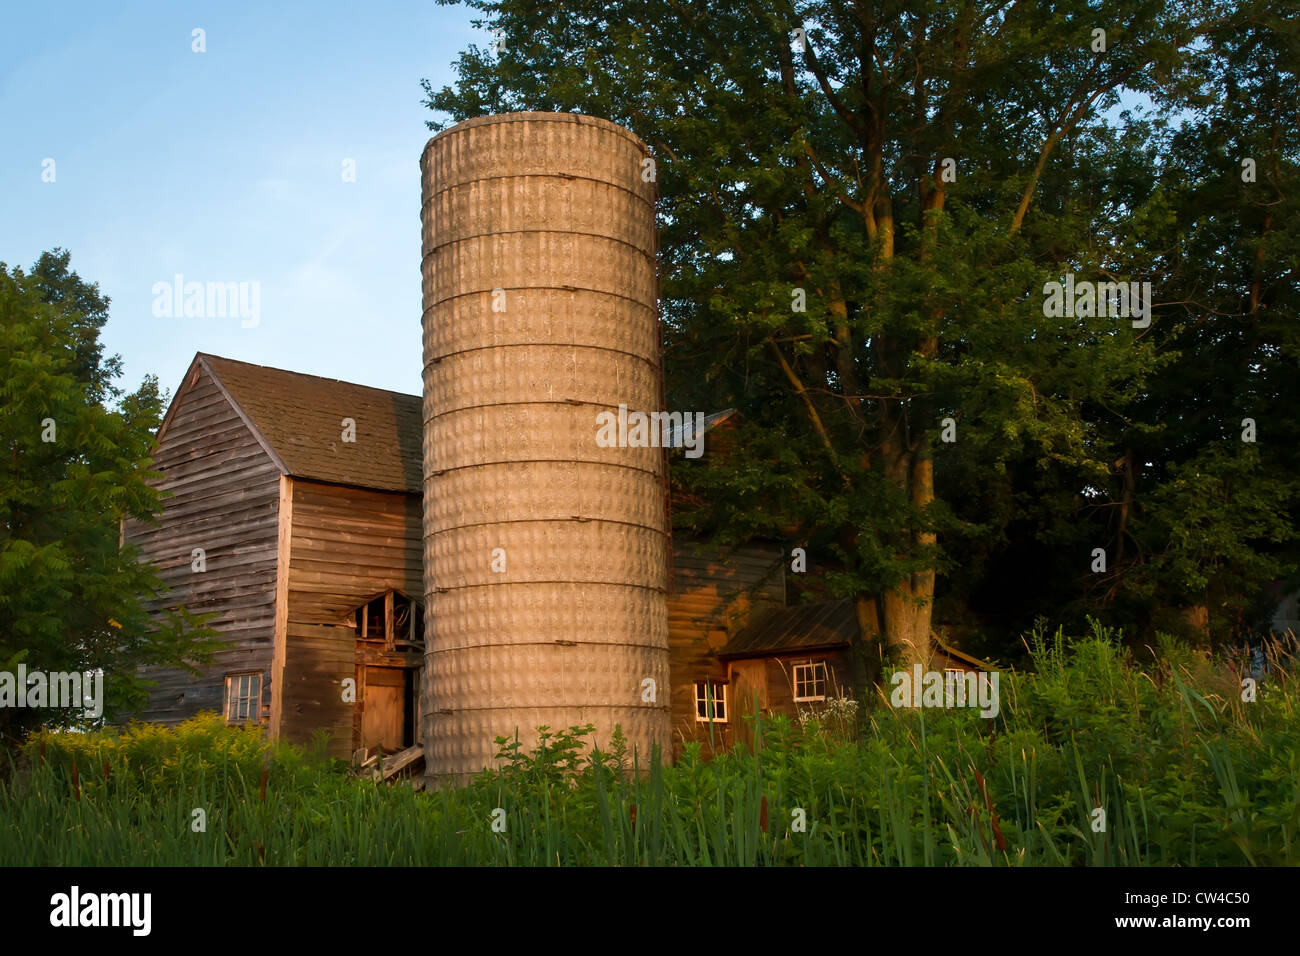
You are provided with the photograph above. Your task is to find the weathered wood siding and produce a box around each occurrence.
[751,650,853,715]
[666,540,785,757]
[123,363,281,724]
[279,479,423,757]
[723,650,854,749]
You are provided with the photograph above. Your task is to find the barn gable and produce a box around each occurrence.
[124,356,283,724]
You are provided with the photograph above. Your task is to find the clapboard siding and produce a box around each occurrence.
[666,540,785,757]
[276,621,356,752]
[123,364,281,725]
[757,650,853,714]
[280,479,423,756]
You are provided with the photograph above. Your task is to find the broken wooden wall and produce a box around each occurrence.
[277,478,422,758]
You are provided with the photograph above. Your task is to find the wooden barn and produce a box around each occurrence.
[124,353,798,762]
[665,540,787,757]
[127,352,986,764]
[123,353,424,760]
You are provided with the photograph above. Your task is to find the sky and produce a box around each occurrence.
[1,1,482,400]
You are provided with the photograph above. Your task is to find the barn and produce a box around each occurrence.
[125,113,993,777]
[122,353,425,760]
[124,352,810,764]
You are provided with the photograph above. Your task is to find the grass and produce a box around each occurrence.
[2,621,1297,866]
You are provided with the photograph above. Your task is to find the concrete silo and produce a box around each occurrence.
[419,112,670,783]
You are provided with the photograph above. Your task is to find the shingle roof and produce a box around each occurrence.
[719,598,858,659]
[719,596,998,669]
[197,353,423,494]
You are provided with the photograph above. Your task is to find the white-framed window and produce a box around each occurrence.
[225,672,262,723]
[695,681,727,722]
[793,661,828,702]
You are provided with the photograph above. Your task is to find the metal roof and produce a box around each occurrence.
[719,598,858,659]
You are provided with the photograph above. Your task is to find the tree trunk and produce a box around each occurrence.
[873,395,937,671]
[851,593,884,692]
[881,580,934,669]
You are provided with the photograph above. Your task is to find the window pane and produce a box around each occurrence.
[225,674,260,722]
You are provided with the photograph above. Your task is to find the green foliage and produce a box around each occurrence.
[422,0,1299,656]
[940,9,1300,642]
[4,628,1296,865]
[0,253,219,745]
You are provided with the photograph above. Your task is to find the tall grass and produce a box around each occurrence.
[2,622,1297,865]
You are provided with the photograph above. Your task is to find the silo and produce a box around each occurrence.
[419,112,670,783]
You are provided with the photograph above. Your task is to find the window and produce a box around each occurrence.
[695,681,727,722]
[225,672,261,723]
[793,661,828,702]
[352,592,424,649]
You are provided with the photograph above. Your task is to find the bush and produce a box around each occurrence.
[1,626,1296,866]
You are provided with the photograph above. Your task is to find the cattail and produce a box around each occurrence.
[629,802,638,830]
[973,768,1006,851]
[990,809,1007,851]
[259,767,268,802]
[103,760,111,782]
[759,794,769,833]
[71,762,80,802]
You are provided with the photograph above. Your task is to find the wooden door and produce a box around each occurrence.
[361,666,405,752]
[729,659,769,750]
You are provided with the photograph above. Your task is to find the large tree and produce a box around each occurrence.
[425,0,1279,667]
[956,9,1300,647]
[0,252,216,746]
[1100,10,1300,641]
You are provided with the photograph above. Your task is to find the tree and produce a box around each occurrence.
[1101,10,1300,641]
[964,10,1300,646]
[0,253,216,747]
[424,0,1281,667]
[26,248,123,405]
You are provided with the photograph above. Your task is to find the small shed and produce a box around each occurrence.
[718,599,858,736]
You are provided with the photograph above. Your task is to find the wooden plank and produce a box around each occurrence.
[279,479,425,755]
[269,475,292,739]
[381,744,424,780]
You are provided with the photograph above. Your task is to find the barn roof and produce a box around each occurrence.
[186,353,423,494]
[719,598,858,659]
[719,597,996,669]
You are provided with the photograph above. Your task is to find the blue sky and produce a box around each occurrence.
[1,1,481,400]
